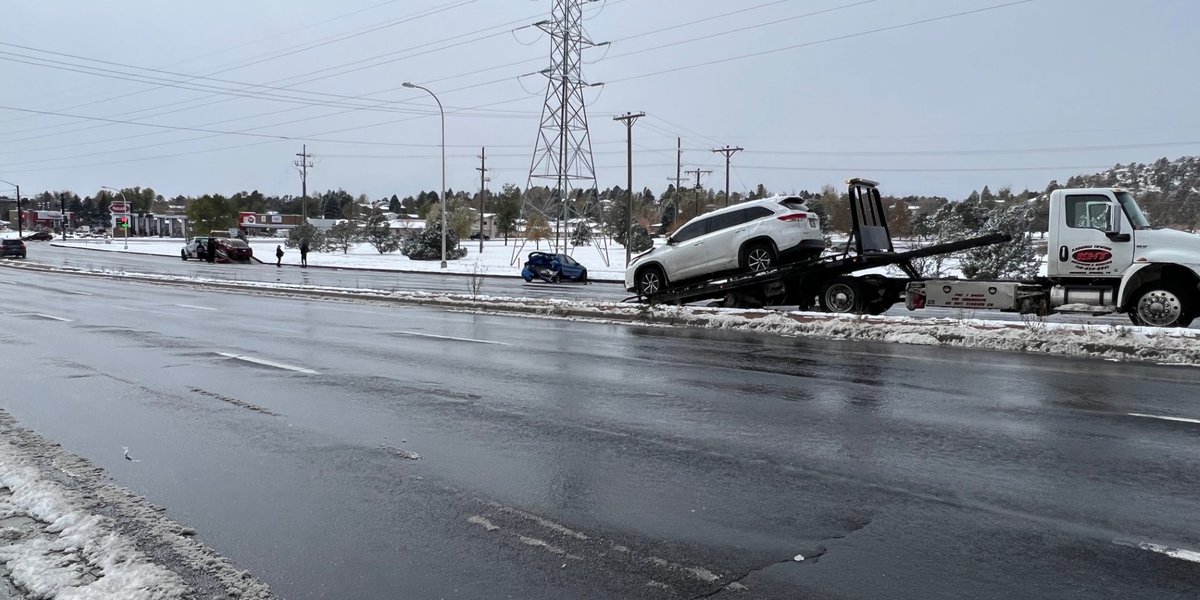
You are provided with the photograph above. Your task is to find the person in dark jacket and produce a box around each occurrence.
[275,244,284,267]
[299,239,309,268]
[206,235,216,263]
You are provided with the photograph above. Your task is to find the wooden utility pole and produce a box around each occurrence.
[477,147,488,254]
[613,111,645,265]
[685,168,712,214]
[294,145,313,220]
[711,146,743,208]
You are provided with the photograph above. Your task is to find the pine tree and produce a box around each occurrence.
[364,213,401,254]
[325,220,361,254]
[959,203,1040,279]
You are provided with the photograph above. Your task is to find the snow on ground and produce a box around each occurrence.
[6,259,1198,367]
[0,412,276,600]
[48,236,637,281]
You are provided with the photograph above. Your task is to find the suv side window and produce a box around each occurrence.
[706,211,744,233]
[742,206,773,222]
[672,219,709,243]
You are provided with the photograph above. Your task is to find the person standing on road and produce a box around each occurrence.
[299,238,309,268]
[275,244,284,267]
[206,235,216,263]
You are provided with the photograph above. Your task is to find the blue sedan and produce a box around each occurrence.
[521,252,589,283]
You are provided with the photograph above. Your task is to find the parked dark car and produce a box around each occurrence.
[521,252,588,283]
[469,232,491,240]
[22,230,53,241]
[1,239,27,259]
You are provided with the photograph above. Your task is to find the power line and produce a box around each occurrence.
[603,0,880,61]
[0,0,519,141]
[0,94,538,174]
[0,0,479,129]
[606,0,1036,84]
[0,0,408,124]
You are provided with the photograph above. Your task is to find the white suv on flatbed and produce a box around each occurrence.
[625,196,824,295]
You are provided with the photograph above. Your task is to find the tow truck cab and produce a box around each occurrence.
[912,188,1200,327]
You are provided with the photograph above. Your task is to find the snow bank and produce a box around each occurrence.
[0,411,276,599]
[0,453,188,599]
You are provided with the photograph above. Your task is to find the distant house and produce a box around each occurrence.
[388,218,426,234]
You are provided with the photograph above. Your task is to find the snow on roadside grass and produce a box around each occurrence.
[6,259,1200,366]
[0,411,276,600]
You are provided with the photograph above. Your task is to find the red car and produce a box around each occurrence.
[216,238,254,263]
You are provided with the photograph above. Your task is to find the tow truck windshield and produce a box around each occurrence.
[1116,191,1152,229]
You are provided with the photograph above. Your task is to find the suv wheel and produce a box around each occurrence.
[636,266,665,296]
[743,243,776,273]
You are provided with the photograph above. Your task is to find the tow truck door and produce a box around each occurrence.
[1049,192,1134,278]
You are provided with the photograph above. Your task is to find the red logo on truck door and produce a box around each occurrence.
[1067,245,1114,274]
[1071,248,1112,263]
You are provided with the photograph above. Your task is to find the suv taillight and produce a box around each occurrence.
[777,213,808,222]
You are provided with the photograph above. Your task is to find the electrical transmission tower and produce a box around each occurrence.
[518,0,608,265]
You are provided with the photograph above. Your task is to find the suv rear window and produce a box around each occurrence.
[779,198,808,211]
[2,239,22,246]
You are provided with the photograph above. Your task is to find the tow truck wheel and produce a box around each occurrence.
[1130,283,1194,328]
[636,266,665,297]
[818,279,862,314]
[743,244,776,273]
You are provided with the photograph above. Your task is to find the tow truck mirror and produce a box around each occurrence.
[1105,203,1131,242]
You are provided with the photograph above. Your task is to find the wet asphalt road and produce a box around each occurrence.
[2,266,1200,599]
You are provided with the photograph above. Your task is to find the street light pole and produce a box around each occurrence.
[403,82,447,268]
[0,179,20,238]
[102,186,128,250]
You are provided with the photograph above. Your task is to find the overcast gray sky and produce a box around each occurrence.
[1,0,1197,201]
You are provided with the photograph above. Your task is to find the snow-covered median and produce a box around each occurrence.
[5,259,1200,366]
[0,412,275,600]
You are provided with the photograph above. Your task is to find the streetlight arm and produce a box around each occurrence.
[403,82,447,268]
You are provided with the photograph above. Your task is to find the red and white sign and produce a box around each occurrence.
[110,202,128,213]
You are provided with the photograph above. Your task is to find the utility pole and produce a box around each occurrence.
[613,111,644,265]
[294,145,313,221]
[14,184,21,238]
[685,168,712,215]
[59,192,67,240]
[1,180,22,238]
[477,147,489,254]
[711,146,743,208]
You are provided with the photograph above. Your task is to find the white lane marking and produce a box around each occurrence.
[174,304,217,311]
[215,352,320,375]
[31,313,71,322]
[0,280,17,285]
[1128,412,1200,425]
[390,330,509,346]
[65,290,94,296]
[1118,540,1200,564]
